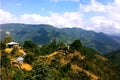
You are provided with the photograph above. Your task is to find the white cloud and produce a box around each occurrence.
[0,0,120,35]
[87,16,119,32]
[19,11,83,28]
[49,11,83,28]
[80,0,106,12]
[114,0,120,7]
[0,9,83,28]
[80,0,120,35]
[20,14,51,24]
[0,9,18,24]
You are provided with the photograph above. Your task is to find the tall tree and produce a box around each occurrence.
[0,41,6,50]
[11,47,18,55]
[1,51,11,79]
[13,68,24,80]
[23,40,37,52]
[4,35,12,43]
[23,40,37,49]
[70,39,83,51]
[57,42,66,50]
[24,54,34,64]
[49,39,57,51]
[1,52,10,68]
[32,62,49,80]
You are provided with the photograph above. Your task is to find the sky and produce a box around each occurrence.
[0,0,120,35]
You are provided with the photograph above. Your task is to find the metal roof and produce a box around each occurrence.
[17,57,24,61]
[7,42,19,45]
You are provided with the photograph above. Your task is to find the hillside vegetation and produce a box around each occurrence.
[105,50,120,65]
[1,23,120,54]
[1,38,120,80]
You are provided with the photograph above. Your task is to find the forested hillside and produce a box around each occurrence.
[105,50,120,65]
[1,23,120,54]
[1,38,120,80]
[104,50,120,79]
[111,36,120,43]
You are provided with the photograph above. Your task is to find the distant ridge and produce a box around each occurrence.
[1,23,120,54]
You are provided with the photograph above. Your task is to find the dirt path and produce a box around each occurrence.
[37,51,101,80]
[37,51,58,58]
[45,51,58,58]
[72,64,100,80]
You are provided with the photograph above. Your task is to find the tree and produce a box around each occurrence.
[4,35,12,43]
[24,54,34,64]
[11,47,18,55]
[61,63,71,73]
[48,39,57,52]
[32,62,49,80]
[1,51,11,79]
[0,41,6,50]
[57,42,66,50]
[70,39,83,52]
[1,52,10,68]
[23,40,37,49]
[13,68,24,80]
[23,40,37,52]
[69,71,91,80]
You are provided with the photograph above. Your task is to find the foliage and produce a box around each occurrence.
[1,39,120,80]
[1,51,10,68]
[35,45,49,56]
[105,50,120,79]
[1,51,11,79]
[13,68,24,80]
[113,65,120,79]
[57,42,67,50]
[0,41,6,50]
[105,50,120,65]
[23,40,37,53]
[35,39,57,56]
[80,47,97,58]
[68,71,91,80]
[70,39,83,52]
[11,47,18,55]
[23,40,37,49]
[47,39,57,53]
[24,53,34,64]
[31,62,49,80]
[1,23,120,54]
[4,35,12,43]
[60,63,71,73]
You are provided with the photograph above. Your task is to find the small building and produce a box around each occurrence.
[16,57,24,65]
[6,42,19,48]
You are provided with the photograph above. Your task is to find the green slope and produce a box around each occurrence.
[1,23,120,54]
[1,39,120,80]
[105,50,120,65]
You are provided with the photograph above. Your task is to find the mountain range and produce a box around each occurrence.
[1,23,120,54]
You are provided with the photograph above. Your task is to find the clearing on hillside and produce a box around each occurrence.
[21,63,32,71]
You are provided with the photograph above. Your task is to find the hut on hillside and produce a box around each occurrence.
[16,57,24,65]
[6,42,19,48]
